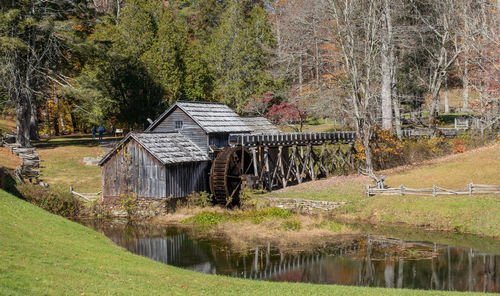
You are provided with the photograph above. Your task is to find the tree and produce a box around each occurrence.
[71,0,215,128]
[243,91,274,116]
[0,1,70,146]
[408,0,466,133]
[326,0,382,181]
[267,100,308,132]
[209,0,276,111]
[380,0,394,130]
[0,0,98,145]
[74,52,166,129]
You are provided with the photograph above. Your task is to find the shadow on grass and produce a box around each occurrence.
[33,134,122,150]
[0,167,22,197]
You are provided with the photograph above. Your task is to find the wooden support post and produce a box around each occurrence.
[264,147,271,191]
[366,184,370,197]
[468,183,473,196]
[320,144,329,177]
[310,148,328,177]
[294,146,302,184]
[285,146,295,182]
[271,149,281,188]
[251,148,258,177]
[278,146,287,188]
[241,145,245,175]
[400,184,405,196]
[308,144,315,181]
[432,184,437,197]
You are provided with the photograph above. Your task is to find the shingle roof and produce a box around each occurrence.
[241,117,280,134]
[99,132,210,166]
[145,101,252,133]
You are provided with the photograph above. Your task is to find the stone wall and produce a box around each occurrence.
[264,197,346,213]
[87,196,345,218]
[89,196,181,218]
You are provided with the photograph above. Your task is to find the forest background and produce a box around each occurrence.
[0,0,499,173]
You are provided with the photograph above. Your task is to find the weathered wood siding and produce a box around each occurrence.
[102,140,166,198]
[152,108,209,153]
[165,162,209,198]
[102,139,209,199]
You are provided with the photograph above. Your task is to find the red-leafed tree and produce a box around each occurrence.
[266,100,307,132]
[243,91,274,116]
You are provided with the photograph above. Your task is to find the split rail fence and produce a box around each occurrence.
[1,132,41,183]
[366,183,500,197]
[70,186,102,202]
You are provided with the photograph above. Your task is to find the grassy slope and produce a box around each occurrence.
[34,135,106,192]
[269,144,500,237]
[0,190,487,296]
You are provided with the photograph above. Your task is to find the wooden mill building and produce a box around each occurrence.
[99,101,278,199]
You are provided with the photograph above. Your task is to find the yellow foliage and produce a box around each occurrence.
[354,141,366,161]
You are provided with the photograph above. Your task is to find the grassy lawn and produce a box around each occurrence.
[0,116,16,133]
[269,144,500,238]
[0,189,486,296]
[33,135,116,193]
[0,147,21,170]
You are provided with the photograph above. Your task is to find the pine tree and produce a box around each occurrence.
[209,0,275,111]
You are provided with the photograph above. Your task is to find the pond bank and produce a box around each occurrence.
[75,218,500,293]
[265,143,500,238]
[81,197,500,256]
[83,189,500,252]
[5,188,480,296]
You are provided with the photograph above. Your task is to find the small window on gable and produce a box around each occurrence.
[175,121,183,130]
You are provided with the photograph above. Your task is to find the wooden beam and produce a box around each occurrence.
[251,148,258,177]
[264,147,271,191]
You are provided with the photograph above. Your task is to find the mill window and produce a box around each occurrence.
[175,121,183,129]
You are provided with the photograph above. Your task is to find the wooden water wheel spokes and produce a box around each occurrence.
[209,146,254,207]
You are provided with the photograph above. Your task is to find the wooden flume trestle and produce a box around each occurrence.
[210,132,360,205]
[210,129,461,205]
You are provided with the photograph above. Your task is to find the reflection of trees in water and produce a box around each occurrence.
[79,220,499,293]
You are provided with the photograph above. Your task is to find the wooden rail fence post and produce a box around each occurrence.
[468,183,473,196]
[432,185,437,197]
[400,184,404,196]
[366,184,370,197]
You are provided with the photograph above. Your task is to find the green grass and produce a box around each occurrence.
[181,211,230,225]
[0,116,16,133]
[33,135,116,192]
[1,189,483,295]
[180,208,295,225]
[269,144,500,238]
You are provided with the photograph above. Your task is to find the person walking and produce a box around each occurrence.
[98,125,104,141]
[91,126,96,140]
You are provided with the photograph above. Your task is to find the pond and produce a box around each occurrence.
[77,219,499,293]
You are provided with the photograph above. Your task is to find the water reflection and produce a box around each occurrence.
[79,220,499,292]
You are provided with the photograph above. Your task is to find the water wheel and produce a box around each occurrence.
[209,146,254,206]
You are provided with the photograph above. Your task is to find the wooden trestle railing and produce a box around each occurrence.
[229,132,362,191]
[228,129,461,192]
[228,128,458,147]
[229,131,357,147]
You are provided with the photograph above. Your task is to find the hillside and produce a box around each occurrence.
[269,143,500,237]
[0,189,481,296]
